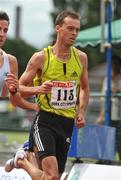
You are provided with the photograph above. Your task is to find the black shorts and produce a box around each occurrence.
[29,110,74,173]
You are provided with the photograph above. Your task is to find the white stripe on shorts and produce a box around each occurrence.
[34,115,44,151]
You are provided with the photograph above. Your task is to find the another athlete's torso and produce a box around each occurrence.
[0,52,10,96]
[34,46,83,119]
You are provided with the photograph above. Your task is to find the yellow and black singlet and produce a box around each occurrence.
[34,46,83,119]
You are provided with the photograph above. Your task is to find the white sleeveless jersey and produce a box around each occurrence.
[0,52,10,96]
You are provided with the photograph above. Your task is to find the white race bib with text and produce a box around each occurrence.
[51,81,76,109]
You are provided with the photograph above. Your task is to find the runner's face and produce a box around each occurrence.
[57,16,80,46]
[0,20,9,48]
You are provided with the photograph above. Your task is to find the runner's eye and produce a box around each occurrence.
[4,28,8,33]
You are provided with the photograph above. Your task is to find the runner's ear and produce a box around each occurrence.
[55,25,61,32]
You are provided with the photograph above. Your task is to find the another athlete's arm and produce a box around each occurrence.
[5,55,39,111]
[2,55,18,96]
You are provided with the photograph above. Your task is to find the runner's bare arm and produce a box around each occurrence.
[19,51,53,98]
[75,50,90,128]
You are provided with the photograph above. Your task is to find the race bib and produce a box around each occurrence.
[51,81,76,109]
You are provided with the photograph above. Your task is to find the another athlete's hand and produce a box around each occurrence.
[5,73,19,94]
[32,103,40,112]
[96,115,103,124]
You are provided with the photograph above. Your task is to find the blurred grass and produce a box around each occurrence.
[0,132,119,164]
[0,131,29,144]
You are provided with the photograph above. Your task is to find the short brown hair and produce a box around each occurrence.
[0,11,10,25]
[55,10,80,26]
